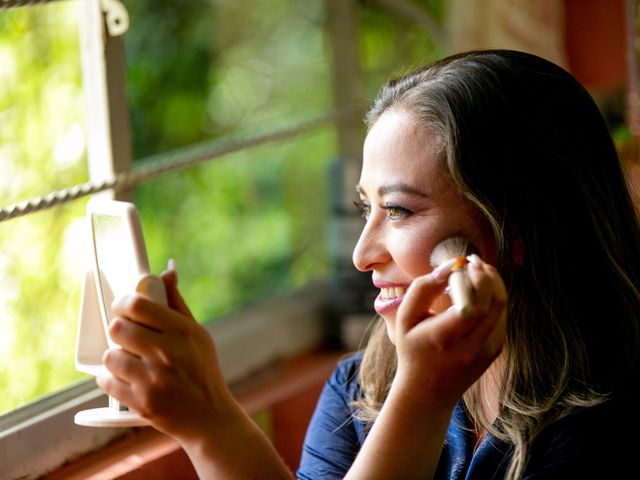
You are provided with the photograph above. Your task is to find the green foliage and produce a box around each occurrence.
[137,128,334,321]
[359,0,445,99]
[127,0,334,322]
[124,0,330,157]
[0,3,88,414]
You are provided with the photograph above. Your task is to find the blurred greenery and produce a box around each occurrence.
[0,2,88,415]
[127,0,335,322]
[0,0,445,415]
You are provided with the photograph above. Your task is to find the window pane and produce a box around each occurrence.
[0,3,87,414]
[0,4,86,200]
[138,128,334,322]
[0,205,88,415]
[126,0,334,322]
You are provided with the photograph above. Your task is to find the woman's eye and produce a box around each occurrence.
[353,200,411,221]
[353,200,371,219]
[383,204,411,219]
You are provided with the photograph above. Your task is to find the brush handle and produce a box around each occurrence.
[448,269,473,317]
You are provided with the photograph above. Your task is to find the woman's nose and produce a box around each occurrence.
[352,221,390,272]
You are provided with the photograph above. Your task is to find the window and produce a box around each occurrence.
[0,0,336,418]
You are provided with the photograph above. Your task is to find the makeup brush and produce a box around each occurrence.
[429,237,479,317]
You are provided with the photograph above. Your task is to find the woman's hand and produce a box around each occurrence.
[96,264,236,441]
[345,256,507,479]
[393,254,508,411]
[96,263,293,479]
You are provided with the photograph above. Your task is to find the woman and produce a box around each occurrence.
[100,50,640,479]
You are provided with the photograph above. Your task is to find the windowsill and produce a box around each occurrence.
[47,348,346,479]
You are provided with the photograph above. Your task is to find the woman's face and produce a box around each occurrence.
[353,109,496,343]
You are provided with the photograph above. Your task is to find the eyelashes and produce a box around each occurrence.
[353,200,371,219]
[352,200,413,220]
[383,205,412,219]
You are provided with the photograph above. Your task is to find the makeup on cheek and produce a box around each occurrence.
[430,237,479,317]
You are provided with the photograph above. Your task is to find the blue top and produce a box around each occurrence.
[297,353,638,479]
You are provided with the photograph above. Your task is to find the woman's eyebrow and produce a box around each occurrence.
[355,183,429,198]
[378,183,429,197]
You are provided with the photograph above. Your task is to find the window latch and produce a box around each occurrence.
[100,0,129,37]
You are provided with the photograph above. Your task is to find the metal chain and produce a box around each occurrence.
[0,0,63,10]
[0,113,337,223]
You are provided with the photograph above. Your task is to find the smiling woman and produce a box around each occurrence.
[326,49,640,480]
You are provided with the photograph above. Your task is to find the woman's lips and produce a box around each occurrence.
[373,286,407,315]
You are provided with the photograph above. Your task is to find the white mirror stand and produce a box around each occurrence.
[74,270,150,427]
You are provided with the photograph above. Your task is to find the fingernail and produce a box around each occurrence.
[430,267,444,281]
[466,254,482,268]
[431,257,457,282]
[167,258,176,271]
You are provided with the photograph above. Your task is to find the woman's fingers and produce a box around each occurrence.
[467,256,507,313]
[398,256,507,349]
[96,374,135,407]
[110,259,196,335]
[102,347,146,384]
[98,350,174,420]
[467,260,493,315]
[106,260,200,362]
[96,348,149,410]
[396,273,448,334]
[442,259,507,365]
[405,305,474,350]
[160,266,194,319]
[111,292,192,332]
[108,315,165,359]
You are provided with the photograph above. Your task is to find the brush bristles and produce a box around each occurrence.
[429,237,479,268]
